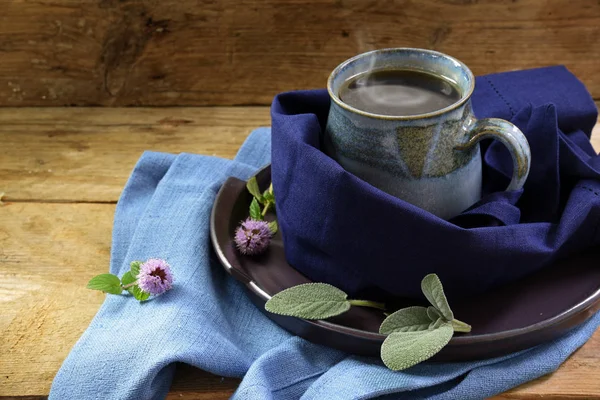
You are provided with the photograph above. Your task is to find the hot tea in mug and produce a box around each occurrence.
[324,48,531,219]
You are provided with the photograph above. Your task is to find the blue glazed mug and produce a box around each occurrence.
[324,48,531,219]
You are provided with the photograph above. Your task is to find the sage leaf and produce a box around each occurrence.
[379,306,431,334]
[268,220,278,235]
[87,274,122,295]
[130,261,142,277]
[132,285,151,301]
[246,176,264,203]
[265,283,351,320]
[451,319,472,333]
[421,274,454,321]
[429,317,446,330]
[381,322,454,371]
[249,198,262,220]
[427,306,442,322]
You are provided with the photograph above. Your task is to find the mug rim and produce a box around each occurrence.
[327,47,475,121]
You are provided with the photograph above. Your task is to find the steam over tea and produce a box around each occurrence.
[339,69,461,116]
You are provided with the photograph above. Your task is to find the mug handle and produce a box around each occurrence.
[456,118,531,191]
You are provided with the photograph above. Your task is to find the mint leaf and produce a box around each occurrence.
[381,322,454,371]
[427,306,442,322]
[249,198,262,220]
[379,306,431,334]
[265,283,350,320]
[246,176,264,203]
[121,271,135,286]
[132,285,150,301]
[130,261,142,277]
[121,271,138,295]
[87,274,122,295]
[263,191,275,203]
[421,274,454,321]
[268,220,278,235]
[262,183,275,203]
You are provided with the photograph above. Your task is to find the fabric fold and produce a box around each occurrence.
[271,66,600,300]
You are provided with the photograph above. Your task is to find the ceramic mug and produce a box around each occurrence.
[324,48,531,219]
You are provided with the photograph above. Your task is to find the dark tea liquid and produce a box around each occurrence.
[339,69,461,116]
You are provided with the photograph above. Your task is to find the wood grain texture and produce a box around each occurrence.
[167,364,239,399]
[1,106,598,203]
[0,107,270,202]
[491,330,600,400]
[0,0,599,106]
[0,107,599,398]
[0,202,114,397]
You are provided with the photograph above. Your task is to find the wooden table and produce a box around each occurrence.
[1,107,600,399]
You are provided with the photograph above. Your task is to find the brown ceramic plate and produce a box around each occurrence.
[210,165,600,361]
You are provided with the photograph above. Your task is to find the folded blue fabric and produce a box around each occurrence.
[271,66,600,300]
[50,126,600,400]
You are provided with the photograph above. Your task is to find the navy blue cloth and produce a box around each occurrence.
[271,66,600,301]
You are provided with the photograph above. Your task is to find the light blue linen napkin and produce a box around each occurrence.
[50,128,600,400]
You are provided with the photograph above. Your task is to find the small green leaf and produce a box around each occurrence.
[379,306,432,334]
[87,274,122,295]
[265,283,351,320]
[427,306,442,322]
[268,220,278,234]
[132,285,151,301]
[249,198,262,220]
[421,274,454,321]
[121,271,138,296]
[121,271,135,286]
[130,261,142,277]
[451,319,472,333]
[429,317,446,330]
[263,191,275,203]
[246,176,264,203]
[381,322,454,371]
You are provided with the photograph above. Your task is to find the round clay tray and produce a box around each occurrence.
[210,166,600,361]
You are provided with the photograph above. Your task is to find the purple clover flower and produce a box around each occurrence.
[234,218,273,255]
[137,258,174,296]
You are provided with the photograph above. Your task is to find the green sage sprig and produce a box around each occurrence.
[265,283,385,319]
[378,274,470,370]
[264,273,470,371]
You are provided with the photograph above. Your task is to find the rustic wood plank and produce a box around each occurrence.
[0,0,598,106]
[491,330,600,400]
[0,203,114,397]
[1,106,598,203]
[0,107,271,202]
[167,364,239,399]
